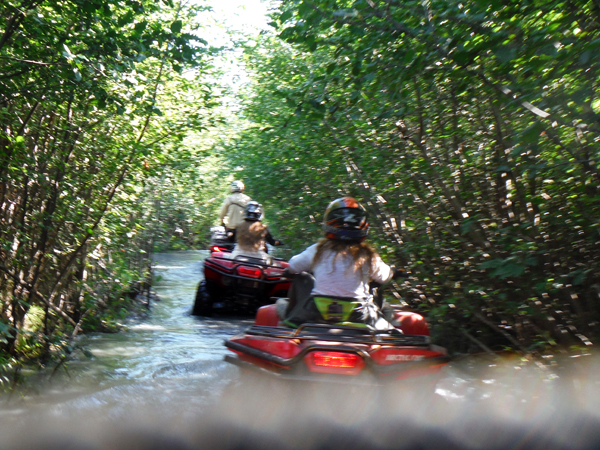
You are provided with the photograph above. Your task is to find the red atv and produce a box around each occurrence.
[224,274,449,384]
[208,226,234,253]
[192,251,291,316]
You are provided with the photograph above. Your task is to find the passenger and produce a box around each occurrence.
[283,197,405,329]
[219,180,251,242]
[231,201,282,262]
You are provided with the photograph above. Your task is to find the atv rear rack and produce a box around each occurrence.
[225,335,449,380]
[209,253,287,268]
[242,324,431,346]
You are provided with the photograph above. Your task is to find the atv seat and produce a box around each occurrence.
[255,303,431,336]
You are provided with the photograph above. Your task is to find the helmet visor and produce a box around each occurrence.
[324,207,368,228]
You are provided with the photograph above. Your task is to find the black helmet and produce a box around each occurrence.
[243,201,264,222]
[322,197,369,241]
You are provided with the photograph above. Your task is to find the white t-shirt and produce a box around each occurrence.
[288,243,393,299]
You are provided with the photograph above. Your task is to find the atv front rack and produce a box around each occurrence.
[242,324,431,346]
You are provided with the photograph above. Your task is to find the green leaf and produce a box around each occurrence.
[519,122,545,144]
[495,45,516,63]
[170,20,183,34]
[134,21,147,34]
[494,263,525,279]
[118,11,135,27]
[579,51,591,65]
[479,259,503,270]
[460,218,475,235]
[0,321,14,338]
[280,9,293,22]
[62,43,73,58]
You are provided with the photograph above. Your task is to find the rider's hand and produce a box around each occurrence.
[392,268,409,279]
[282,268,294,278]
[274,240,283,246]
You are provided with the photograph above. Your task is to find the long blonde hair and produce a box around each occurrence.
[236,221,267,252]
[311,238,378,275]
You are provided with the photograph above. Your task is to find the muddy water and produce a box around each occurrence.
[2,251,600,450]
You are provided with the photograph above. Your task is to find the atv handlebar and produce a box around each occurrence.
[392,268,410,279]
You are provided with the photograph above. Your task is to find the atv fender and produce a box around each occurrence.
[394,311,430,336]
[255,304,279,326]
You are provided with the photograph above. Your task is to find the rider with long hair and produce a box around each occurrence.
[283,197,404,328]
[231,201,281,261]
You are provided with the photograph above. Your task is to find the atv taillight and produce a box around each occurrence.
[237,266,263,278]
[211,245,227,252]
[314,352,358,368]
[304,351,365,375]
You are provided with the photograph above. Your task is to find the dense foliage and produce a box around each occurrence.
[228,0,600,353]
[0,0,223,371]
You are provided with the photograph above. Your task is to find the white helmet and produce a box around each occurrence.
[230,180,245,193]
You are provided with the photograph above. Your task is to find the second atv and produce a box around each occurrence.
[192,251,291,316]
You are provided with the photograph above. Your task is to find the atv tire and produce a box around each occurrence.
[192,280,213,316]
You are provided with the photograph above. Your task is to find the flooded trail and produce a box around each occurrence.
[2,251,600,450]
[71,250,249,388]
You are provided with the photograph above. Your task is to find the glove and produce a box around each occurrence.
[392,268,409,279]
[282,268,294,278]
[274,240,284,246]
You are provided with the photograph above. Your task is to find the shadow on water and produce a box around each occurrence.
[2,251,600,449]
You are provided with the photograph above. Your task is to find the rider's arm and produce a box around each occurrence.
[264,228,277,246]
[264,228,283,246]
[288,243,318,274]
[370,256,394,284]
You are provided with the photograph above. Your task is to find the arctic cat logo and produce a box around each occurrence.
[385,354,425,362]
